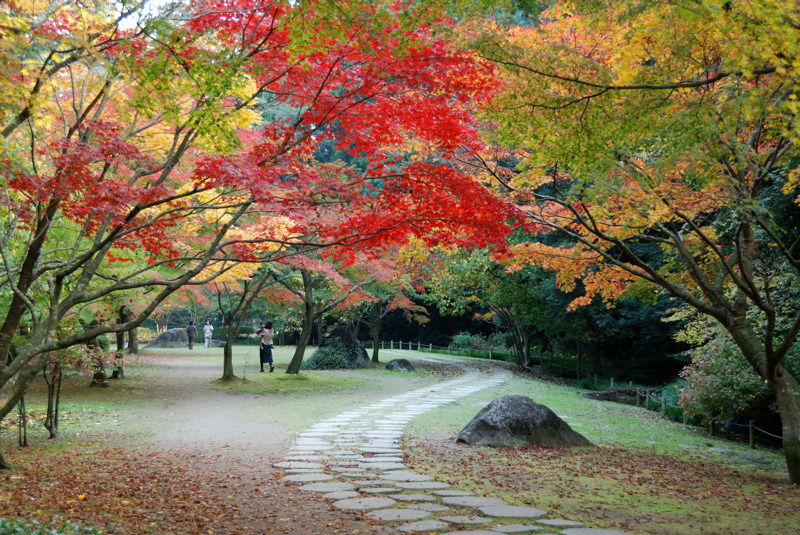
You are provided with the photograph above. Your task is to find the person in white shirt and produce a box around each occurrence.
[203,320,214,348]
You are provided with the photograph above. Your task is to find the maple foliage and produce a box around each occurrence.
[454,0,800,482]
[0,0,517,467]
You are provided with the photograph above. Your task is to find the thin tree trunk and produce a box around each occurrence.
[371,302,381,363]
[286,315,314,374]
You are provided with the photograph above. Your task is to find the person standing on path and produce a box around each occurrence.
[203,320,214,347]
[255,321,275,372]
[186,321,197,350]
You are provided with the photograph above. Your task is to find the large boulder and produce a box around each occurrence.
[386,359,416,372]
[325,325,373,369]
[456,395,591,448]
[144,328,189,349]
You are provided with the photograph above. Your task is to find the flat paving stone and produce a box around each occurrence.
[361,447,404,454]
[283,455,328,461]
[491,524,543,533]
[282,473,333,483]
[333,497,397,511]
[274,461,325,469]
[479,505,547,519]
[360,457,404,463]
[322,491,361,500]
[359,462,407,470]
[392,493,437,502]
[361,487,400,494]
[537,519,584,528]
[365,508,432,521]
[298,482,355,493]
[438,532,499,535]
[440,515,493,524]
[434,490,474,496]
[397,520,450,533]
[442,496,507,508]
[394,480,451,490]
[407,503,449,512]
[380,471,433,482]
[561,530,632,535]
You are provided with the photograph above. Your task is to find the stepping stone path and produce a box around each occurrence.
[277,357,632,535]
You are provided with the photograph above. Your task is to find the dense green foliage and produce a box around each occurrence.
[301,342,361,370]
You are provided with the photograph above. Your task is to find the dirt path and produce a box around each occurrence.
[131,353,405,535]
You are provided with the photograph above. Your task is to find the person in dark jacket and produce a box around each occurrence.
[186,321,197,349]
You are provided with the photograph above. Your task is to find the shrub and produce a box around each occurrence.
[0,518,101,534]
[679,334,774,422]
[302,342,360,370]
[449,331,508,352]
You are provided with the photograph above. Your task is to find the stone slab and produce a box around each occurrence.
[360,456,404,463]
[394,481,451,490]
[365,508,432,521]
[274,461,325,469]
[361,487,400,494]
[392,493,437,502]
[537,519,584,528]
[561,530,632,535]
[380,471,433,482]
[440,515,493,524]
[434,490,474,496]
[491,524,543,533]
[282,473,333,483]
[442,496,507,508]
[322,491,361,500]
[407,503,449,512]
[298,482,355,493]
[359,462,407,470]
[333,497,397,511]
[397,520,450,533]
[479,505,547,519]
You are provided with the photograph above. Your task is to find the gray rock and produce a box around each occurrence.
[144,328,189,348]
[456,395,591,448]
[386,359,416,372]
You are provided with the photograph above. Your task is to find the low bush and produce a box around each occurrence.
[302,342,360,370]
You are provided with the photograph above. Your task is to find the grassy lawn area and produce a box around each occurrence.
[403,362,798,535]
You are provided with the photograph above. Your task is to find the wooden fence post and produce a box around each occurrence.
[749,420,755,449]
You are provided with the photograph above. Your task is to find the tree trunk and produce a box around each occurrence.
[128,327,139,354]
[371,302,381,364]
[772,367,800,484]
[286,313,314,374]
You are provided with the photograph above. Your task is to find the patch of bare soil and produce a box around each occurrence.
[129,353,398,535]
